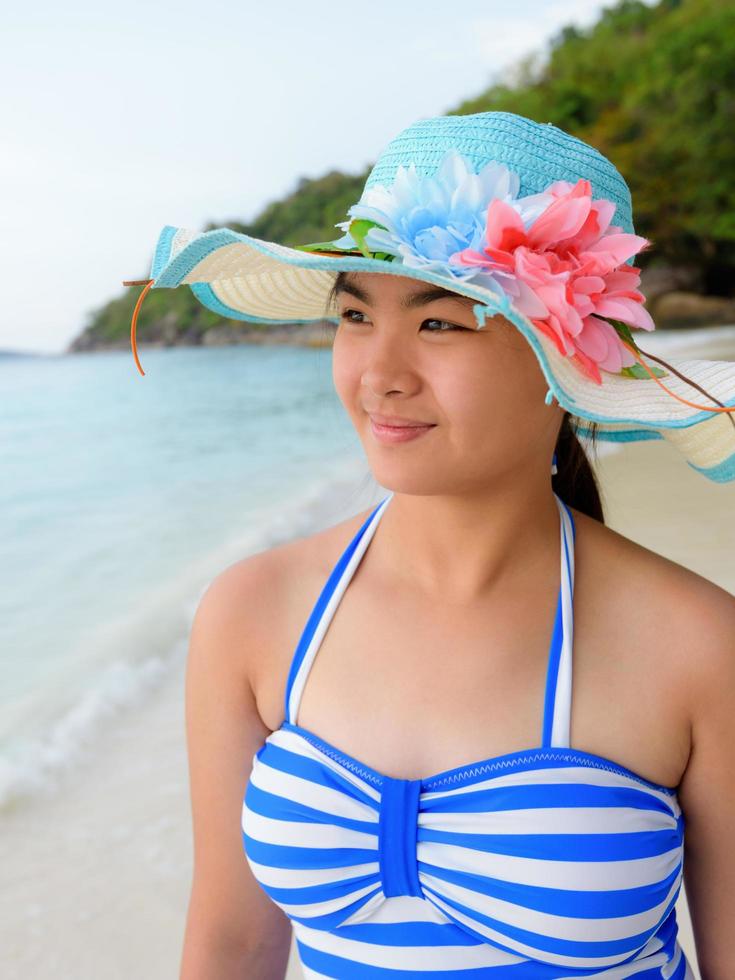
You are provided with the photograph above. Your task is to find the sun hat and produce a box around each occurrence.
[123,110,735,484]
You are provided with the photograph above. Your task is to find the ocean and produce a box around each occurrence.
[0,343,375,815]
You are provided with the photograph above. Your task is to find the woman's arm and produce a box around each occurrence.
[676,578,735,980]
[179,553,293,980]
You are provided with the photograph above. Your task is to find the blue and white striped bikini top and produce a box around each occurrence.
[242,491,693,979]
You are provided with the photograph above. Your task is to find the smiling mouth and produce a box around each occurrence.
[368,417,437,445]
[368,414,436,428]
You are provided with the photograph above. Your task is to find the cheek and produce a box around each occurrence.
[439,341,550,443]
[331,333,361,412]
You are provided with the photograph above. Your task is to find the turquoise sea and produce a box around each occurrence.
[0,344,376,812]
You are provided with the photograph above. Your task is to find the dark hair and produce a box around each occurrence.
[327,270,606,521]
[554,415,604,522]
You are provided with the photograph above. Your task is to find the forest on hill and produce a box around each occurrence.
[71,0,735,352]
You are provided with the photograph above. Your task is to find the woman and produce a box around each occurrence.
[130,112,735,977]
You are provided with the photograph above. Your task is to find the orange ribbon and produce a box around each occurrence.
[619,338,735,419]
[122,278,154,376]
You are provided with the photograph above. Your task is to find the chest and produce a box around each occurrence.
[255,560,689,793]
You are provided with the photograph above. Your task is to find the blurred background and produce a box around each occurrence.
[2,1,733,976]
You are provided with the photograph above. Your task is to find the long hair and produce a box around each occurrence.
[553,415,604,522]
[326,271,607,520]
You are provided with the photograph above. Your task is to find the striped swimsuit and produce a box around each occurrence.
[242,492,694,978]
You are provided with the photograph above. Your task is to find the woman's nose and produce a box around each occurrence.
[360,331,418,397]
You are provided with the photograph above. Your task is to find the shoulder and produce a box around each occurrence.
[572,504,735,711]
[223,501,375,597]
[574,503,733,616]
[195,504,375,692]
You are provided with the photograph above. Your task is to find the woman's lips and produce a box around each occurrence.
[369,418,436,444]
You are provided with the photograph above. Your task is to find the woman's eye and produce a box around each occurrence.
[339,309,468,332]
[421,318,468,333]
[339,309,366,323]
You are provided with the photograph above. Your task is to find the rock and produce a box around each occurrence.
[159,311,182,347]
[201,320,336,347]
[638,263,702,301]
[650,291,735,329]
[200,324,252,346]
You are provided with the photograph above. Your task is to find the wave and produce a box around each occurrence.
[0,456,373,814]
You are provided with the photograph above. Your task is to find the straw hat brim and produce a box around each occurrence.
[147,224,735,484]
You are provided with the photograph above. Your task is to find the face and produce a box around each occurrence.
[331,271,564,496]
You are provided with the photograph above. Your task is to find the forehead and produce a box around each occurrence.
[334,271,478,310]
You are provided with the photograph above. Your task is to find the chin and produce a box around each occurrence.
[362,460,452,498]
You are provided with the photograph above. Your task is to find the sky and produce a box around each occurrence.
[1,0,629,354]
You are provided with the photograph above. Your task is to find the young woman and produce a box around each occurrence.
[130,112,735,978]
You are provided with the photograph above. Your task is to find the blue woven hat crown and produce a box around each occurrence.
[362,110,634,238]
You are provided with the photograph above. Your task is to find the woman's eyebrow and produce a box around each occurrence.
[335,278,477,309]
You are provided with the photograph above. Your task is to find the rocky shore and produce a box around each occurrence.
[68,316,337,353]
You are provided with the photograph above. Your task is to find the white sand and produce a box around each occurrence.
[4,331,733,979]
[584,433,735,980]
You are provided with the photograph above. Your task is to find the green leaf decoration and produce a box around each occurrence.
[348,218,395,262]
[611,320,636,345]
[609,319,667,380]
[619,362,667,380]
[347,218,391,260]
[293,219,395,262]
[292,240,361,254]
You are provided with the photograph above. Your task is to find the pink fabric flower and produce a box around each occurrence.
[449,178,653,384]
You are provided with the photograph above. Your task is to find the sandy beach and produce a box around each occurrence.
[3,329,733,980]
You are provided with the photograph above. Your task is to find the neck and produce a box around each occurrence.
[370,486,564,606]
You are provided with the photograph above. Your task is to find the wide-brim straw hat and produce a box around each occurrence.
[124,111,735,484]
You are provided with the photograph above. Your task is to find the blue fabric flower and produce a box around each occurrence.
[331,150,554,295]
